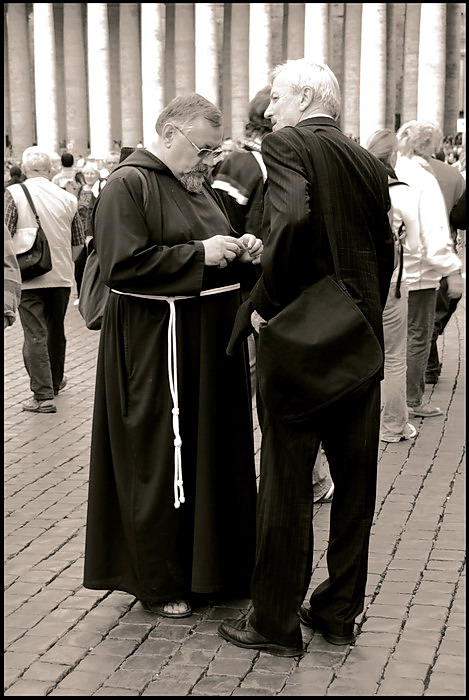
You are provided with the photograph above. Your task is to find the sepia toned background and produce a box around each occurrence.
[3,4,467,159]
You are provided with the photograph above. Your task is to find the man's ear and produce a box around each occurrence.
[161,123,175,148]
[299,86,314,113]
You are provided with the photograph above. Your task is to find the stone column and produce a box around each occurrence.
[286,3,305,60]
[141,4,166,148]
[195,3,219,105]
[360,3,387,145]
[385,3,397,131]
[120,4,143,148]
[443,3,462,137]
[63,3,88,158]
[108,4,122,149]
[174,3,195,95]
[418,4,446,126]
[32,3,59,155]
[304,3,329,64]
[401,3,420,124]
[5,3,34,157]
[87,3,112,159]
[230,3,250,141]
[342,3,362,140]
[249,3,272,99]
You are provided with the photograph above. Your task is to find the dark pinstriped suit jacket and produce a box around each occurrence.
[227,116,395,361]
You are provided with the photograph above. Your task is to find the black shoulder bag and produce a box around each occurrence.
[256,129,383,422]
[15,183,53,280]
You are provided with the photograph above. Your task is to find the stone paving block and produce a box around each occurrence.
[103,669,155,691]
[206,656,253,676]
[107,623,152,640]
[148,624,193,642]
[360,616,403,635]
[425,671,466,694]
[121,654,167,673]
[135,638,180,657]
[216,643,258,660]
[235,689,282,696]
[193,674,246,695]
[4,680,54,696]
[157,663,205,683]
[75,653,123,675]
[376,677,425,695]
[22,660,70,683]
[170,646,217,666]
[7,634,55,654]
[179,631,224,651]
[57,628,105,648]
[142,679,195,695]
[433,653,466,675]
[40,643,88,666]
[55,669,110,691]
[94,688,140,696]
[384,659,432,680]
[89,638,141,657]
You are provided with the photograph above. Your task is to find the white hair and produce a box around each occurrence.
[21,147,52,173]
[396,120,442,159]
[271,59,341,119]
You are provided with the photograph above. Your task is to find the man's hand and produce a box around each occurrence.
[202,235,242,268]
[446,272,464,300]
[251,310,267,333]
[236,234,263,264]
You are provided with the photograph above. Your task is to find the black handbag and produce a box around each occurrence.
[78,241,109,330]
[257,128,383,423]
[15,183,53,281]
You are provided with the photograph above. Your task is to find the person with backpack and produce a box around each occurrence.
[365,129,421,443]
[83,93,263,619]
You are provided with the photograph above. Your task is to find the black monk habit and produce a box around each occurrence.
[83,149,257,604]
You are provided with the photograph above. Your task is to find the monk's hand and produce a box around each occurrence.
[236,234,263,264]
[202,235,242,268]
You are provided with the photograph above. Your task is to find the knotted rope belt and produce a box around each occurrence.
[111,284,240,508]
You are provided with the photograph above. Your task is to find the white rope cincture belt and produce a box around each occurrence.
[111,283,240,508]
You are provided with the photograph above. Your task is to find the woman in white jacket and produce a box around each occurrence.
[395,120,463,418]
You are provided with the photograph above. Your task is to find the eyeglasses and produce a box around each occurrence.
[172,124,223,160]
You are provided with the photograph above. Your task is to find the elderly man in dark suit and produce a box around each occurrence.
[219,59,395,657]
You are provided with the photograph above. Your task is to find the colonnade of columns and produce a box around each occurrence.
[4,3,466,161]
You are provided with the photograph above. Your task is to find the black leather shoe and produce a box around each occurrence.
[299,605,354,645]
[218,617,303,657]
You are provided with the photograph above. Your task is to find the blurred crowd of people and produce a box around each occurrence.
[3,57,467,660]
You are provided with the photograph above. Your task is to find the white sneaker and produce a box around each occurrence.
[381,423,418,443]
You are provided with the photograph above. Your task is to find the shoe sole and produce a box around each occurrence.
[22,406,57,413]
[218,626,303,657]
[381,434,417,443]
[408,410,443,417]
[298,607,354,645]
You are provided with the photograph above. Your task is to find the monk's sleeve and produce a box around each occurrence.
[93,175,205,296]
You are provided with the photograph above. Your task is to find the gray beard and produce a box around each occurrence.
[180,167,208,193]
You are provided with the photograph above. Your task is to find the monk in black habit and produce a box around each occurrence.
[83,94,262,618]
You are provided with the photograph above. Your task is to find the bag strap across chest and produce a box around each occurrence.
[20,183,43,229]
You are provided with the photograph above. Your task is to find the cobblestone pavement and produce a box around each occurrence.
[4,289,465,697]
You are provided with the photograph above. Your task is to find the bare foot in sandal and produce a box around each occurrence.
[142,599,192,618]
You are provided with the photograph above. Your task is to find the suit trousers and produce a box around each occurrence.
[18,287,70,400]
[249,379,381,647]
